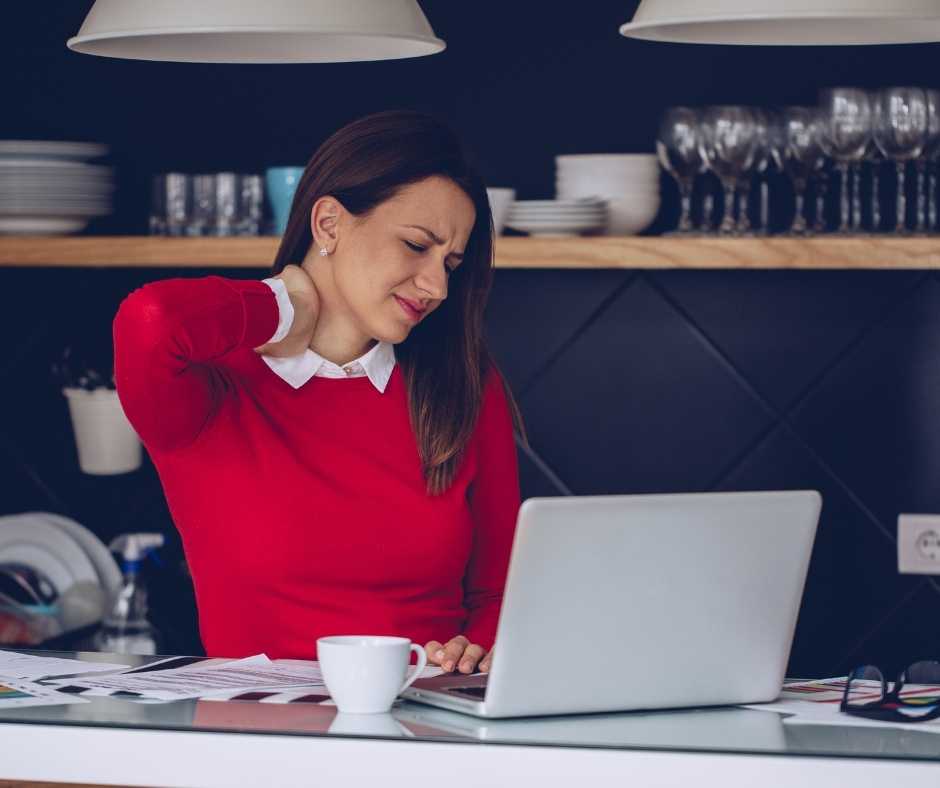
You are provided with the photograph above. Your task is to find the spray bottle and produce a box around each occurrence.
[95,533,164,655]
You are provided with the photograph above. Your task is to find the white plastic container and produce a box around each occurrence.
[62,387,142,475]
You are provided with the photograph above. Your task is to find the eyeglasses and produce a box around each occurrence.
[841,661,940,723]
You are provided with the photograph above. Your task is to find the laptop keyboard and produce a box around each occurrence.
[446,685,487,699]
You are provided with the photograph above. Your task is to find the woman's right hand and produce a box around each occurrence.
[253,264,321,358]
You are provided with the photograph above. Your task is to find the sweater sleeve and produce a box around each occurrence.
[112,275,281,454]
[462,367,522,650]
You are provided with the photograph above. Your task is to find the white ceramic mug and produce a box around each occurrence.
[317,635,427,714]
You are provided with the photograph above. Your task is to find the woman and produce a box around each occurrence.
[113,110,527,676]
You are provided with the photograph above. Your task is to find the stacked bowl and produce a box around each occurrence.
[505,198,607,237]
[0,140,115,235]
[555,154,661,235]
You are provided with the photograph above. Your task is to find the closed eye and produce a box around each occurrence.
[404,240,459,274]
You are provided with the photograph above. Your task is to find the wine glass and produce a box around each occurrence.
[657,107,704,236]
[740,109,780,236]
[699,106,758,236]
[780,107,825,236]
[819,88,873,234]
[920,89,940,233]
[864,141,884,232]
[872,87,928,235]
[812,159,834,234]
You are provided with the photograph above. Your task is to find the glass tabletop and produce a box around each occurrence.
[2,650,940,762]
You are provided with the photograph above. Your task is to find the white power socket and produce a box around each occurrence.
[898,514,940,574]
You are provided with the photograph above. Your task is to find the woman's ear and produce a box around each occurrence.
[310,196,341,253]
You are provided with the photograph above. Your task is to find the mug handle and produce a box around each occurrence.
[399,644,428,694]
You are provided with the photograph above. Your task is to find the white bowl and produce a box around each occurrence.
[552,188,660,235]
[556,153,657,164]
[557,172,659,185]
[605,195,661,235]
[557,156,659,173]
[486,187,515,236]
[506,217,606,236]
[511,198,605,208]
[0,216,91,235]
[557,181,660,196]
[510,209,608,217]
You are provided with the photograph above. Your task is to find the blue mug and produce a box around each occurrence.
[265,167,305,235]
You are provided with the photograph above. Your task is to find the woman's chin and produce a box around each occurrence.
[373,323,409,344]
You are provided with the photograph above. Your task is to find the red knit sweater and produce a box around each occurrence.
[112,275,521,659]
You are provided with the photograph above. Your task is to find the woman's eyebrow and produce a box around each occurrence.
[403,224,464,259]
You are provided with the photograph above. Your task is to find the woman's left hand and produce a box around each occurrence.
[425,635,493,674]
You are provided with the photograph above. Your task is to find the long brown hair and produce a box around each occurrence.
[271,109,528,496]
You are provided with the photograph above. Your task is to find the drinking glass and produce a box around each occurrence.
[850,157,865,233]
[780,107,825,236]
[149,173,191,236]
[189,174,216,236]
[756,110,785,235]
[699,182,717,233]
[237,174,265,236]
[737,109,776,235]
[657,107,704,236]
[812,159,834,234]
[699,106,758,236]
[864,142,884,232]
[872,86,928,235]
[819,88,873,234]
[921,89,940,233]
[213,172,239,236]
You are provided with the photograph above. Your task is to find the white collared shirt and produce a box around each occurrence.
[260,278,396,393]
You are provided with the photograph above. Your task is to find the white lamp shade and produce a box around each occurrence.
[67,0,445,63]
[620,0,940,45]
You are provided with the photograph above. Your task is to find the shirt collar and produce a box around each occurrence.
[260,340,396,393]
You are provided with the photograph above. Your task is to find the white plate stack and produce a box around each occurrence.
[0,140,115,235]
[555,154,661,235]
[505,198,608,237]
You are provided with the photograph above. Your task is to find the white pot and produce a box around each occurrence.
[62,387,142,475]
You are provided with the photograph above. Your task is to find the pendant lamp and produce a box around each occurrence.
[67,0,445,63]
[620,0,940,45]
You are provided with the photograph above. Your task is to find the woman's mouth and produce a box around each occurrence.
[394,295,425,322]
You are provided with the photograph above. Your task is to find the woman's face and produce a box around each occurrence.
[310,175,476,346]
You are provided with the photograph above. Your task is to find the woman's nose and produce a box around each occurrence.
[415,257,448,300]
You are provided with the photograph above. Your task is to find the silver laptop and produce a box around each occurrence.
[402,490,821,719]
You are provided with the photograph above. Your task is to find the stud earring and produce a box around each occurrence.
[319,247,329,257]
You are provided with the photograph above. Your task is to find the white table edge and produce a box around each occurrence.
[1,721,938,787]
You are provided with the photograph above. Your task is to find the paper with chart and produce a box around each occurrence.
[201,663,447,703]
[0,677,89,708]
[43,654,329,700]
[741,677,940,732]
[0,650,130,681]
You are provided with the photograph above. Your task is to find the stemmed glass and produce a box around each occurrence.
[780,107,825,236]
[657,107,704,236]
[699,106,758,236]
[741,109,781,235]
[812,159,834,233]
[872,87,929,235]
[819,88,873,234]
[919,89,940,233]
[864,142,884,232]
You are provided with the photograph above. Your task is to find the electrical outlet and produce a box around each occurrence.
[898,514,940,575]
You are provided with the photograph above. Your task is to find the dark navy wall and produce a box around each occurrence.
[3,2,940,675]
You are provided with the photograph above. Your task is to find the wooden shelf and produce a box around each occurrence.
[3,235,940,269]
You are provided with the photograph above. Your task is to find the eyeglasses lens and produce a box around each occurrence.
[897,660,940,713]
[845,664,885,708]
